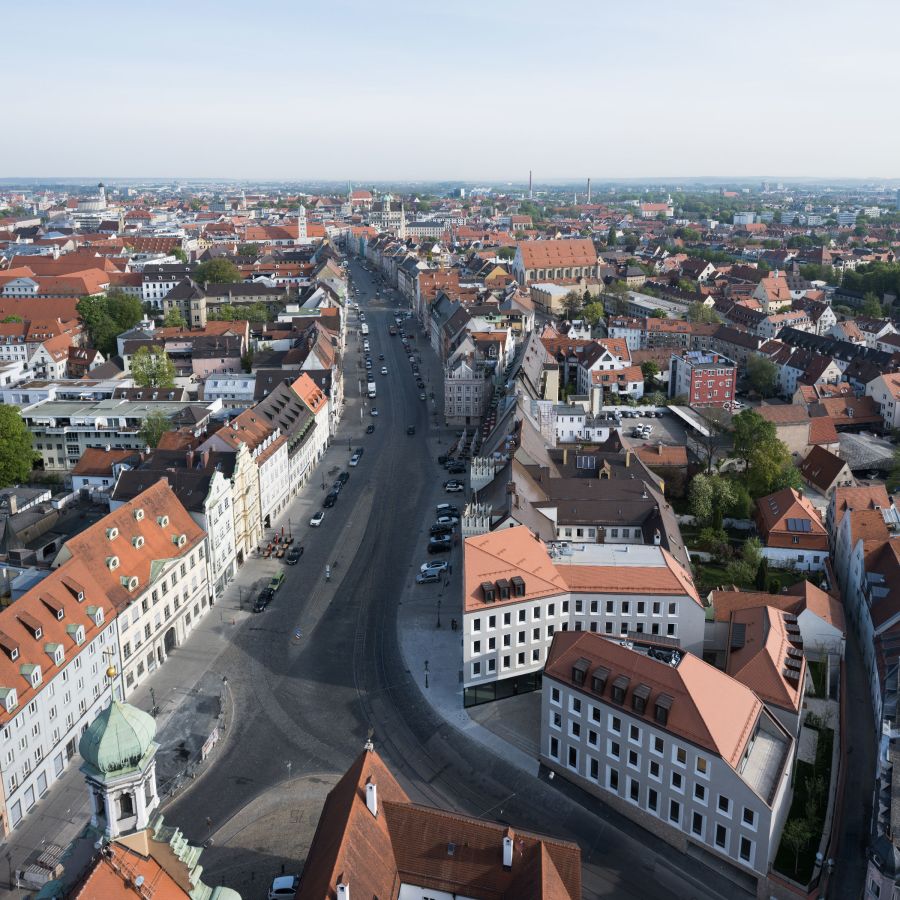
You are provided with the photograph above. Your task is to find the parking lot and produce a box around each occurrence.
[606,408,692,447]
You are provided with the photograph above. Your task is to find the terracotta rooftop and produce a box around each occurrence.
[711,581,845,636]
[831,484,892,531]
[798,445,850,492]
[518,239,598,270]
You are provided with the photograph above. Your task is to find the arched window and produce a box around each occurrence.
[118,792,134,820]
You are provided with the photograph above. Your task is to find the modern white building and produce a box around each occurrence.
[462,526,705,706]
[542,631,794,884]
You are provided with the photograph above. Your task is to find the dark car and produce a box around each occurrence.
[338,472,349,485]
[430,523,452,536]
[253,588,274,613]
[322,492,338,508]
[407,425,415,435]
[447,463,466,474]
[428,537,452,554]
[366,424,375,433]
[355,447,364,456]
[286,545,304,565]
[332,480,343,494]
[437,455,448,465]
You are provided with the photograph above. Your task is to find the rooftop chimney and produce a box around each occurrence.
[365,779,378,817]
[502,831,514,871]
[625,450,632,468]
[337,883,350,900]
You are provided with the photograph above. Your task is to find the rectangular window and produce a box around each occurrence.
[742,807,756,829]
[715,824,727,849]
[694,783,706,804]
[608,767,619,792]
[739,837,753,863]
[669,799,681,825]
[629,778,640,803]
[648,787,658,812]
[718,795,731,815]
[568,746,578,770]
[549,736,559,759]
[692,812,704,837]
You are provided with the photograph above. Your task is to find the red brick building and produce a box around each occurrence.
[668,350,737,408]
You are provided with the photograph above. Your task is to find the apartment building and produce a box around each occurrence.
[541,631,793,883]
[445,353,494,425]
[462,526,704,706]
[56,480,211,697]
[0,559,119,837]
[668,350,736,408]
[23,398,218,472]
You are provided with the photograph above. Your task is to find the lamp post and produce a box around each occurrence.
[424,659,429,689]
[436,598,442,629]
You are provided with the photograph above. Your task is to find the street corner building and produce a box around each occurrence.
[297,742,581,899]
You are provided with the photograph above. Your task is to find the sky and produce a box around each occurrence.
[2,0,899,181]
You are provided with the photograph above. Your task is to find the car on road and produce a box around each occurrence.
[406,425,415,435]
[365,424,375,434]
[447,463,466,474]
[416,380,425,389]
[349,453,361,466]
[332,480,343,494]
[370,407,379,416]
[444,480,464,492]
[419,392,426,401]
[381,366,388,375]
[268,572,286,592]
[631,426,643,438]
[379,353,385,360]
[253,588,274,613]
[420,560,449,575]
[322,491,338,508]
[338,471,349,485]
[428,537,452,553]
[286,545,304,565]
[436,515,459,526]
[310,510,325,526]
[435,504,458,516]
[416,571,441,584]
[430,523,453,536]
[268,874,300,900]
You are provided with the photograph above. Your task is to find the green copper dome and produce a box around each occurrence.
[79,700,156,774]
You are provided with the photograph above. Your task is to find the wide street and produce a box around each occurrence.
[157,259,749,900]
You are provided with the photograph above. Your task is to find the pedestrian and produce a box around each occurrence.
[206,816,212,829]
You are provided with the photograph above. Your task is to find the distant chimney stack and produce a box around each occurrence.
[365,779,378,817]
[337,883,350,900]
[502,832,514,871]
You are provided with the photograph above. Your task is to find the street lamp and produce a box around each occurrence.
[424,659,429,689]
[436,598,442,629]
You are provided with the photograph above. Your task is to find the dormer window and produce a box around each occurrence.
[106,527,119,541]
[133,508,145,521]
[107,556,120,571]
[0,688,17,713]
[66,624,85,645]
[157,515,169,527]
[173,533,187,548]
[121,576,139,592]
[591,667,609,695]
[132,536,145,549]
[572,658,589,686]
[611,675,630,705]
[86,606,104,626]
[654,693,673,726]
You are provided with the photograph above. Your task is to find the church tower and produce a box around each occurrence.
[297,202,308,243]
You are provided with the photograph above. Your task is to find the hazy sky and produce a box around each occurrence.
[3,0,898,180]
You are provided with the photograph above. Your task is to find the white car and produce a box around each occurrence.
[436,515,459,526]
[381,366,388,375]
[309,511,325,527]
[268,875,299,899]
[420,560,450,575]
[349,453,361,467]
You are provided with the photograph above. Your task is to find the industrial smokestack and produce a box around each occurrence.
[528,170,533,200]
[587,177,592,204]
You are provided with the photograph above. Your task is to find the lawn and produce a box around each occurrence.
[773,727,835,884]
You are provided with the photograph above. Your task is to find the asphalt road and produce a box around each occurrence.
[165,260,749,900]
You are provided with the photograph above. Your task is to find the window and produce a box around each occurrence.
[608,740,620,760]
[607,768,619,792]
[742,807,756,830]
[567,746,578,770]
[549,736,559,759]
[628,749,639,770]
[669,799,681,825]
[739,837,753,864]
[671,772,683,792]
[629,724,640,743]
[694,783,706,804]
[718,795,731,815]
[551,687,560,705]
[715,824,728,849]
[588,729,598,747]
[649,760,661,780]
[652,736,664,755]
[472,661,481,676]
[673,746,686,766]
[570,697,581,714]
[692,812,704,837]
[648,787,658,813]
[629,778,640,803]
[589,757,599,781]
[609,715,621,734]
[696,756,708,777]
[473,618,481,632]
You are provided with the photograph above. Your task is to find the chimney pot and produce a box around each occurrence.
[337,884,350,900]
[502,834,514,870]
[365,780,378,818]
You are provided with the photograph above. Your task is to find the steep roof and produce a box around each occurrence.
[799,445,850,492]
[711,581,845,636]
[518,239,598,270]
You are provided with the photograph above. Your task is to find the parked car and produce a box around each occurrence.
[420,560,449,574]
[430,523,452,536]
[286,545,304,565]
[349,452,361,466]
[254,587,274,613]
[444,480,464,492]
[268,572,286,592]
[355,447,364,456]
[310,510,325,525]
[407,425,415,435]
[370,407,379,416]
[435,504,458,516]
[268,875,299,900]
[447,463,466,474]
[437,455,449,465]
[332,480,343,494]
[366,424,375,434]
[436,515,459,526]
[381,366,388,375]
[419,392,426,401]
[428,537,452,554]
[416,380,425,389]
[323,492,338,508]
[338,471,349,485]
[416,571,440,584]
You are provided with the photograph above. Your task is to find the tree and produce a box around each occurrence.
[688,474,744,528]
[725,538,763,587]
[582,301,605,326]
[236,243,261,259]
[130,346,176,389]
[162,308,186,328]
[138,410,172,449]
[746,355,778,397]
[497,246,516,260]
[650,308,667,319]
[77,291,144,357]
[193,258,242,284]
[686,301,720,323]
[561,291,582,320]
[888,445,900,492]
[607,226,617,246]
[746,439,800,497]
[208,302,268,322]
[0,406,38,486]
[641,360,659,382]
[0,315,23,323]
[170,247,188,263]
[732,410,776,471]
[782,818,813,878]
[861,292,883,317]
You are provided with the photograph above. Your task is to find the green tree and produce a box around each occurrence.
[732,410,775,471]
[746,439,800,497]
[888,446,900,492]
[161,308,187,328]
[861,292,883,317]
[746,355,778,397]
[236,243,262,258]
[497,246,516,260]
[106,290,144,333]
[138,410,172,449]
[641,360,659,382]
[686,301,721,323]
[650,308,667,319]
[755,555,770,590]
[170,247,188,263]
[130,346,176,388]
[0,406,38,486]
[0,315,23,323]
[77,291,144,357]
[725,538,763,586]
[561,291,582,320]
[194,258,242,284]
[189,199,203,211]
[208,302,268,322]
[782,818,813,878]
[607,226,617,246]
[581,301,605,326]
[698,526,731,560]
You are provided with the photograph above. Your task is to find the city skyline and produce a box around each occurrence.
[3,0,899,180]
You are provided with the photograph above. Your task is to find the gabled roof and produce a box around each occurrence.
[798,445,850,492]
[518,239,598,270]
[711,581,845,636]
